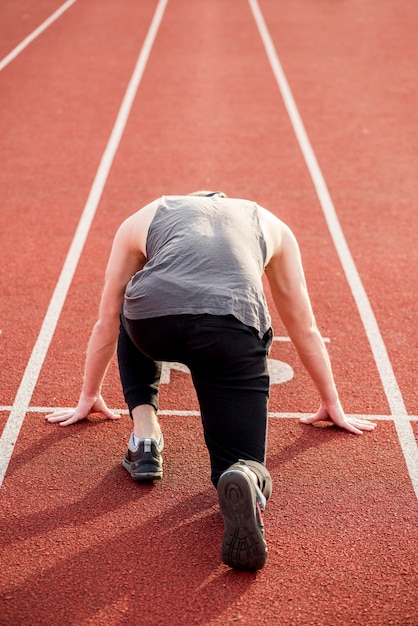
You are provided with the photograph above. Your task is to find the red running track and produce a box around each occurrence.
[0,1,417,624]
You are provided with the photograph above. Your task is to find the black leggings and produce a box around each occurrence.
[117,313,272,489]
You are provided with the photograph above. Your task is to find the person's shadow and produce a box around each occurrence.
[267,420,347,472]
[1,417,259,625]
[1,471,257,625]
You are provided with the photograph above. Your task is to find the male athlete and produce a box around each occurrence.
[47,191,375,571]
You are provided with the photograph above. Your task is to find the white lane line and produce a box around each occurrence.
[0,0,78,72]
[273,336,330,343]
[249,0,418,499]
[1,406,417,422]
[0,0,169,489]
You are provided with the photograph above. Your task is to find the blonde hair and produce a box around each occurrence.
[188,190,228,198]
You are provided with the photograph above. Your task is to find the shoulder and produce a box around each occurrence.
[113,198,161,257]
[256,204,296,265]
[128,198,161,229]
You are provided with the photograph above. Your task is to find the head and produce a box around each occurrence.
[188,190,228,198]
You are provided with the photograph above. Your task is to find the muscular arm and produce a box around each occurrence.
[260,207,375,434]
[265,224,338,403]
[82,219,146,395]
[46,214,147,426]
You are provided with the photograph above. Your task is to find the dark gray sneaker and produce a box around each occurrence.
[122,435,164,482]
[217,461,267,571]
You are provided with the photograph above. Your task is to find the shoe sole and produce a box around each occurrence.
[217,469,267,571]
[122,458,163,482]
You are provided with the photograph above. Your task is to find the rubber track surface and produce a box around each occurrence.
[1,1,417,624]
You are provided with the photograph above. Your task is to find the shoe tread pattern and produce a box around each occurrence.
[218,469,267,571]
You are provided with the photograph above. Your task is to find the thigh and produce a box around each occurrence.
[185,316,270,484]
[117,320,162,414]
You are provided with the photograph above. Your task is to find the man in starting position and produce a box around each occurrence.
[47,191,376,571]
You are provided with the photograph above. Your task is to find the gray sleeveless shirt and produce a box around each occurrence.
[123,195,271,337]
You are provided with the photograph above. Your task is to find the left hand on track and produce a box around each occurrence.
[45,394,120,426]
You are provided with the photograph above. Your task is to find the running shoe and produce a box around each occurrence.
[217,461,267,571]
[122,435,164,481]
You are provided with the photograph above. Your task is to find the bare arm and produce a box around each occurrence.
[46,215,146,426]
[261,208,375,434]
[265,223,338,401]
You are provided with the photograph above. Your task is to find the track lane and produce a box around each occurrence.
[252,0,418,498]
[258,0,418,414]
[0,0,167,486]
[0,0,160,407]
